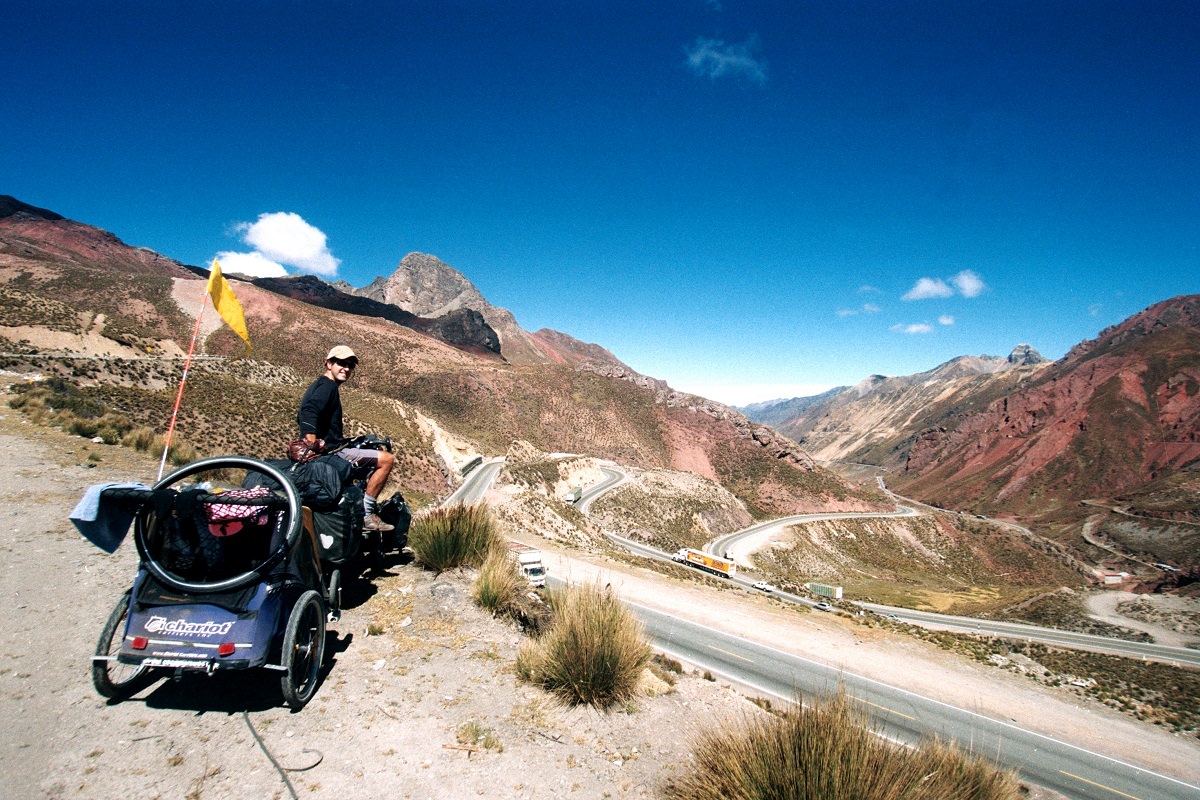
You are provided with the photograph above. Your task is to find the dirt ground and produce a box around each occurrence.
[2,398,1198,800]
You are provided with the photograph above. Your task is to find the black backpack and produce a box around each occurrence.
[378,493,412,535]
[243,456,351,511]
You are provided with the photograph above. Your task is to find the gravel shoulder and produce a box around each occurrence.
[2,405,1197,800]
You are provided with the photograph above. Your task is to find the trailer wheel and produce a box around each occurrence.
[92,591,148,699]
[281,590,325,709]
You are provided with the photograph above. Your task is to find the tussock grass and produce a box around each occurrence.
[9,382,115,438]
[663,691,1020,800]
[121,425,158,452]
[474,546,525,612]
[409,504,500,574]
[139,434,199,468]
[647,654,682,687]
[473,544,554,633]
[8,380,199,463]
[515,582,651,709]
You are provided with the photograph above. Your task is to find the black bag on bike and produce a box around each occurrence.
[243,456,350,511]
[377,493,411,534]
[311,484,363,565]
[377,492,412,551]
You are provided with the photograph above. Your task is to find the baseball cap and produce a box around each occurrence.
[326,345,358,363]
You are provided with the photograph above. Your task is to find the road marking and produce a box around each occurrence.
[1060,771,1143,800]
[706,644,754,663]
[850,694,915,721]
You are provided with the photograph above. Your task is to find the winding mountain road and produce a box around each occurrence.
[464,457,1200,797]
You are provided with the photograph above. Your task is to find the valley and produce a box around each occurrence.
[1,411,1197,800]
[2,196,1198,797]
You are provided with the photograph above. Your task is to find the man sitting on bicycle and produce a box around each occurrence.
[297,345,396,532]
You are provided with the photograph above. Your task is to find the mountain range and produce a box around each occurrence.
[0,194,861,521]
[2,194,1196,591]
[743,299,1200,582]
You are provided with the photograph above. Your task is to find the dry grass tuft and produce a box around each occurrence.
[663,690,1020,800]
[409,504,500,574]
[515,582,651,709]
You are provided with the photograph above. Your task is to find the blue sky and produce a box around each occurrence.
[4,1,1197,405]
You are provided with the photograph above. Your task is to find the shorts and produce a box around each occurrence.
[335,447,383,482]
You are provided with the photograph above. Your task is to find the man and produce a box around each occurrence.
[297,345,396,532]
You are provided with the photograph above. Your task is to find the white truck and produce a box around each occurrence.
[507,541,547,587]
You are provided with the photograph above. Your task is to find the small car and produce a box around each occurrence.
[751,580,774,592]
[814,601,833,611]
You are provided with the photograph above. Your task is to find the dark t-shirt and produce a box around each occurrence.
[297,375,345,446]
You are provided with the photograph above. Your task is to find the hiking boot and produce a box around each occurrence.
[363,513,394,532]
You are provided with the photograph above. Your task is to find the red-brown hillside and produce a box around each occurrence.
[1,195,194,279]
[895,295,1200,521]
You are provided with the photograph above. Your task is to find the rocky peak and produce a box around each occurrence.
[351,252,637,370]
[361,252,486,318]
[351,252,546,363]
[1007,343,1044,366]
[252,273,501,356]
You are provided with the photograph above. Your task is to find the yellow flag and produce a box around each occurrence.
[206,259,252,353]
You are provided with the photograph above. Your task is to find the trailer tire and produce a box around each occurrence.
[281,590,325,709]
[92,591,149,699]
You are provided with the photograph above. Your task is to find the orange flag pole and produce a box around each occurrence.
[157,259,252,480]
[157,285,208,481]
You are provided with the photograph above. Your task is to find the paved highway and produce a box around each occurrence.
[856,602,1200,668]
[633,603,1200,800]
[483,463,1197,665]
[444,457,504,506]
[482,462,1199,797]
[699,485,1199,667]
[708,504,919,563]
[575,466,625,513]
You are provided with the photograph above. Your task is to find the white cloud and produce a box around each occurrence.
[892,323,934,334]
[685,37,767,84]
[227,212,341,277]
[902,270,987,301]
[938,314,955,326]
[951,269,985,298]
[902,277,954,301]
[838,302,882,318]
[215,251,288,278]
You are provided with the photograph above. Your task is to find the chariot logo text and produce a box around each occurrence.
[144,616,234,638]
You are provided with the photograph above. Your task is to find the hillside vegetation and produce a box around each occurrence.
[753,513,1083,613]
